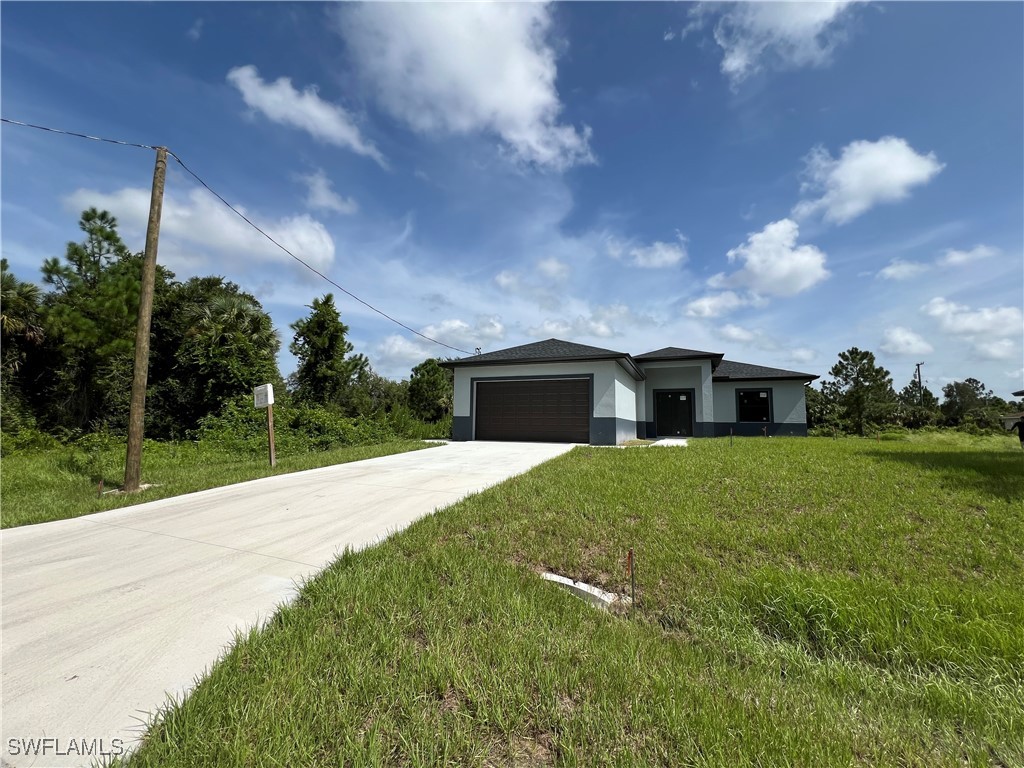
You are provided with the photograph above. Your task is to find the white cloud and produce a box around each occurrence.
[794,137,944,225]
[973,339,1017,361]
[787,347,817,364]
[686,291,748,318]
[719,323,756,343]
[187,18,204,42]
[529,316,613,339]
[940,244,999,267]
[921,297,1023,338]
[64,186,335,272]
[537,257,569,281]
[297,169,358,215]
[630,240,688,269]
[336,2,592,171]
[421,316,506,349]
[685,2,861,86]
[495,270,520,291]
[226,65,386,167]
[712,219,829,297]
[607,233,688,269]
[374,334,434,372]
[880,327,934,356]
[877,259,929,281]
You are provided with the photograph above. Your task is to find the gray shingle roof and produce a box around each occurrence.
[441,339,816,383]
[447,338,629,365]
[634,346,723,361]
[714,360,818,381]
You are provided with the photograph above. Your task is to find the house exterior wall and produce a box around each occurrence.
[711,380,809,436]
[451,360,638,445]
[637,360,714,437]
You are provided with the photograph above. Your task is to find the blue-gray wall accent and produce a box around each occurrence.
[452,416,473,441]
[644,421,714,438]
[589,417,637,445]
[644,422,806,438]
[712,422,808,437]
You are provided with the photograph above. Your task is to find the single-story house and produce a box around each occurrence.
[441,339,819,445]
[1000,412,1024,430]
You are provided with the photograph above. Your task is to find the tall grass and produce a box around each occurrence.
[123,435,1024,766]
[1,438,435,528]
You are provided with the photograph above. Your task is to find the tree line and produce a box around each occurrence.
[1,208,453,445]
[807,347,1020,436]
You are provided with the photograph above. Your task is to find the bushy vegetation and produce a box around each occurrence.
[1,209,455,506]
[807,346,1020,436]
[122,435,1023,766]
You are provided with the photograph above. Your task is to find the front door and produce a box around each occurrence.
[655,391,693,437]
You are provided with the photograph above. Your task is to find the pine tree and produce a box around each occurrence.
[289,294,367,410]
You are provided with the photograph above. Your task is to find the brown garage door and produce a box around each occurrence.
[475,379,590,443]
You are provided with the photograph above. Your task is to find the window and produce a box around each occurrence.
[737,389,771,422]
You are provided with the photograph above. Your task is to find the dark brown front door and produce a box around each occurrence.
[655,391,693,437]
[475,379,590,443]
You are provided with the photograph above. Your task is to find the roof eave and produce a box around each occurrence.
[713,374,820,382]
[443,354,645,381]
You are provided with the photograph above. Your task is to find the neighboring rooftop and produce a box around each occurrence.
[713,360,818,381]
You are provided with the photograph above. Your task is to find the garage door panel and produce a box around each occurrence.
[475,379,590,443]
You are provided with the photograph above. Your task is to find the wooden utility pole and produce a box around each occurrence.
[123,146,168,493]
[915,362,925,406]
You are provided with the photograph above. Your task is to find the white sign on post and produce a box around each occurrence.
[254,383,274,409]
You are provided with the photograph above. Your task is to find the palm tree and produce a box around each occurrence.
[1,259,43,372]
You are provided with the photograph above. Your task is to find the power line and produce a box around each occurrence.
[167,150,472,355]
[0,117,156,150]
[1,116,472,356]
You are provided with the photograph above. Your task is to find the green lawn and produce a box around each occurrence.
[124,435,1023,767]
[0,439,435,528]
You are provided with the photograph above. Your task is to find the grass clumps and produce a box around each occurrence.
[123,435,1023,766]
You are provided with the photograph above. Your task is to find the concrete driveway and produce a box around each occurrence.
[1,441,573,767]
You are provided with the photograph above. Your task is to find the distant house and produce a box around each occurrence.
[441,339,818,445]
[1001,412,1024,430]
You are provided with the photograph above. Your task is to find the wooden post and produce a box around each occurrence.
[124,146,168,493]
[267,402,276,468]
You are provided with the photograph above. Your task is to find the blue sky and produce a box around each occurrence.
[3,2,1022,394]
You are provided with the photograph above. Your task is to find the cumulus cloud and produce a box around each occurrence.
[940,244,999,267]
[683,2,861,86]
[421,316,506,349]
[685,291,748,318]
[494,271,520,291]
[877,259,929,281]
[922,297,1023,337]
[973,338,1017,361]
[793,137,944,225]
[64,186,335,271]
[297,169,358,215]
[374,334,434,372]
[537,257,569,281]
[607,234,688,269]
[226,65,386,166]
[710,219,829,297]
[528,303,652,340]
[880,327,934,356]
[336,2,592,171]
[787,348,817,364]
[718,323,756,343]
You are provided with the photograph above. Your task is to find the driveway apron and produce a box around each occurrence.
[1,441,573,767]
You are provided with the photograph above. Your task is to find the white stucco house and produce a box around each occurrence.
[442,339,819,445]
